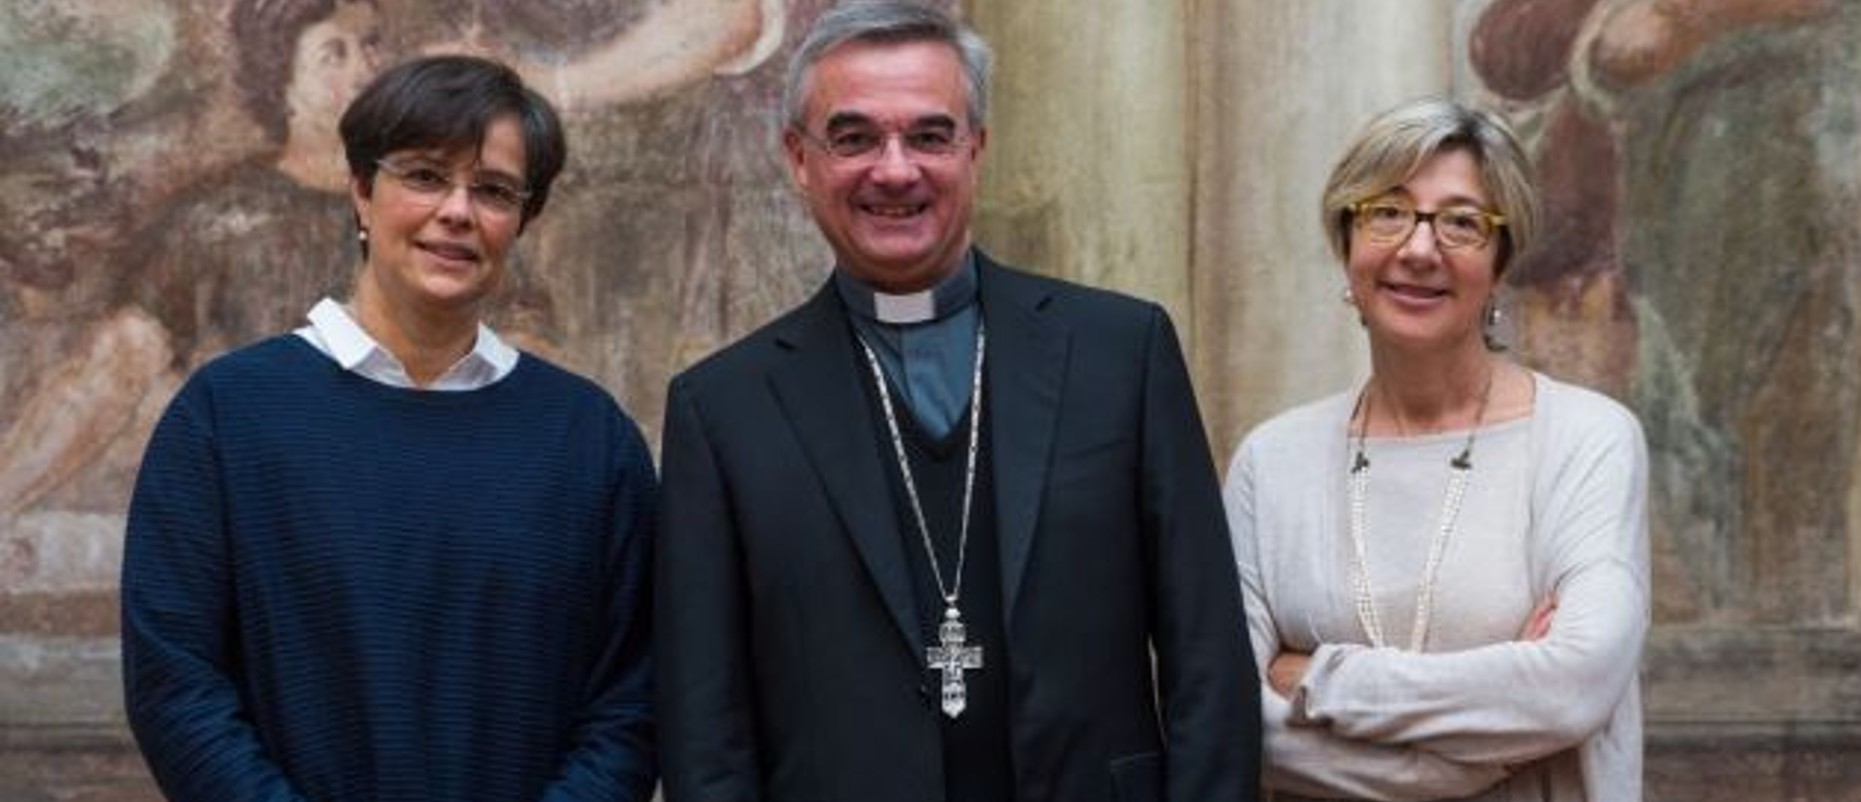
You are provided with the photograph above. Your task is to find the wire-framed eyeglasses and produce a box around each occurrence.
[375,159,532,218]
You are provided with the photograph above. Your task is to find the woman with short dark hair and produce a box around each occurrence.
[122,55,655,802]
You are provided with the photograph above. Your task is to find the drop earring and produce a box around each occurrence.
[1480,298,1509,351]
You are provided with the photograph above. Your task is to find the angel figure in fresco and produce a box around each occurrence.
[1469,0,1855,623]
[0,0,784,517]
[0,0,382,519]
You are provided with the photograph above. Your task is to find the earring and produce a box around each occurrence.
[357,228,369,244]
[1342,287,1356,306]
[1481,299,1510,351]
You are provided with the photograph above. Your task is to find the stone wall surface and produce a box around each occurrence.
[4,0,1859,799]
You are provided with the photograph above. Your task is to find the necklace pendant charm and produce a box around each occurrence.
[925,606,983,719]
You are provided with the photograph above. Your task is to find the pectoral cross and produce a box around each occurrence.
[925,607,983,719]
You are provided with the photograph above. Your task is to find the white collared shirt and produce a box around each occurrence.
[294,297,520,391]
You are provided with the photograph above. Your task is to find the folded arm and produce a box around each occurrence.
[1289,410,1651,765]
[1225,439,1508,801]
[1263,691,1511,801]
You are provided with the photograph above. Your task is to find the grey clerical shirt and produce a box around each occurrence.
[835,252,980,439]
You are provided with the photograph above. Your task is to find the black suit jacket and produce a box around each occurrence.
[657,255,1261,802]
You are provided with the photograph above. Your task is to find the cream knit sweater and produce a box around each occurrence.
[1225,372,1649,802]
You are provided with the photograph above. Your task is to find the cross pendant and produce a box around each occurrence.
[925,606,983,719]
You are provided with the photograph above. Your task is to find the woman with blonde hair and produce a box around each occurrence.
[1225,96,1649,801]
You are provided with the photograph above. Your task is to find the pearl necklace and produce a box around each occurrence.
[1346,368,1493,652]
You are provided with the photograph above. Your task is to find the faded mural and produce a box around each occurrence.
[1,0,838,630]
[3,0,1860,799]
[2,2,852,795]
[1467,0,1861,629]
[1463,1,1861,794]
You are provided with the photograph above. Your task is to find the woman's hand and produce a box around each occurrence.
[1268,650,1313,698]
[1517,595,1558,641]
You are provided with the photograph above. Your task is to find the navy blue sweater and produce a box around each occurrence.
[122,336,656,802]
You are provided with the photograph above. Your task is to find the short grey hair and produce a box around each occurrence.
[1320,96,1542,276]
[782,1,993,130]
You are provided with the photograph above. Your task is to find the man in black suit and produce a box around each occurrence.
[656,3,1260,801]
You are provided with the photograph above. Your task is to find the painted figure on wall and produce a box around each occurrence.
[130,0,383,367]
[0,0,788,523]
[0,0,385,523]
[438,0,783,111]
[1467,0,1859,625]
[0,3,179,527]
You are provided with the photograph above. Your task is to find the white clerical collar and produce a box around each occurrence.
[835,252,979,325]
[876,290,937,324]
[294,297,520,391]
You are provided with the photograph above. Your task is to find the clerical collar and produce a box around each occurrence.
[834,253,978,325]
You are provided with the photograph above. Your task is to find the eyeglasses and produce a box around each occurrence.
[793,124,972,164]
[1349,199,1506,251]
[374,159,532,218]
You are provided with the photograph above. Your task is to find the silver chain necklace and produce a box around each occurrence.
[1346,367,1493,652]
[855,321,986,719]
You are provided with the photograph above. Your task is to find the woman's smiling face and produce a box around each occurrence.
[1344,148,1502,356]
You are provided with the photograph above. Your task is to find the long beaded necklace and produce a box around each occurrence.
[1346,366,1493,652]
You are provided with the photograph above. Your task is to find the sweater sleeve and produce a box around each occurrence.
[1288,398,1651,766]
[121,382,309,802]
[539,414,659,802]
[1224,439,1510,801]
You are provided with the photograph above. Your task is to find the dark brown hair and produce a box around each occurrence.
[340,55,568,229]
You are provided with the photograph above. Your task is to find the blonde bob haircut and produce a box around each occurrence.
[1320,97,1541,276]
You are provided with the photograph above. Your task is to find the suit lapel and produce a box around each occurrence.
[978,258,1069,620]
[768,282,925,657]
